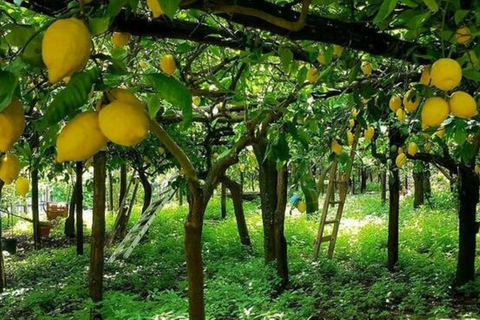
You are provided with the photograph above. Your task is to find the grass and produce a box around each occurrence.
[1,183,479,319]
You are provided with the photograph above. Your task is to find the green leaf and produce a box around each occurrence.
[160,0,181,19]
[107,0,127,17]
[0,71,19,112]
[89,17,111,36]
[374,0,398,24]
[43,68,100,126]
[454,10,469,25]
[463,69,480,82]
[5,25,35,48]
[145,73,192,127]
[278,46,293,71]
[147,94,161,119]
[21,33,44,68]
[422,0,438,12]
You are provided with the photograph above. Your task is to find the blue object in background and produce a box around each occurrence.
[290,194,301,206]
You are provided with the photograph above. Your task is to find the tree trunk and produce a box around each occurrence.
[423,163,431,199]
[456,165,479,285]
[380,169,387,206]
[274,165,289,289]
[64,189,76,238]
[89,152,106,320]
[413,167,424,209]
[361,166,367,193]
[31,168,40,250]
[221,182,227,219]
[223,177,251,246]
[119,164,127,209]
[301,172,319,215]
[76,161,84,255]
[137,168,152,213]
[108,170,114,212]
[0,180,5,292]
[253,139,277,263]
[118,181,139,239]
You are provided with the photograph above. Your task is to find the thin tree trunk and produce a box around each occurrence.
[31,168,40,250]
[89,152,106,319]
[119,164,127,209]
[64,189,76,238]
[274,165,289,289]
[223,177,251,246]
[423,163,431,199]
[76,162,84,255]
[413,166,424,209]
[221,183,227,219]
[380,169,387,205]
[137,168,151,213]
[0,180,5,292]
[361,166,367,193]
[108,170,114,212]
[456,165,479,285]
[118,181,139,239]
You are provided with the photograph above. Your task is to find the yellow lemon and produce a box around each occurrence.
[403,89,420,113]
[361,62,373,75]
[332,139,343,155]
[297,201,306,213]
[475,165,480,175]
[42,18,91,84]
[421,97,449,128]
[99,101,150,146]
[456,27,472,45]
[0,98,25,152]
[306,68,318,83]
[449,91,478,119]
[430,58,462,91]
[389,96,402,112]
[0,154,20,185]
[347,130,354,146]
[15,176,30,197]
[435,128,446,138]
[317,54,326,65]
[420,66,431,86]
[192,96,201,106]
[333,45,344,56]
[407,142,417,156]
[396,108,406,123]
[56,111,108,163]
[349,119,355,129]
[147,0,164,18]
[351,108,358,118]
[106,88,143,105]
[112,32,130,48]
[160,54,176,76]
[364,126,374,140]
[395,153,407,167]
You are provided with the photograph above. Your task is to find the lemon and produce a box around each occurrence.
[160,54,176,76]
[331,139,343,155]
[421,97,449,128]
[106,88,142,105]
[361,62,373,75]
[396,108,406,123]
[403,89,420,113]
[333,45,344,56]
[407,142,417,156]
[420,66,431,86]
[347,130,354,146]
[389,96,401,112]
[0,97,25,152]
[297,201,306,213]
[424,142,431,153]
[317,54,326,65]
[349,119,355,129]
[15,176,30,197]
[112,32,130,48]
[192,96,201,106]
[42,18,91,84]
[456,27,472,45]
[147,0,164,18]
[99,101,150,146]
[364,126,374,140]
[0,154,21,185]
[158,146,165,154]
[475,165,480,175]
[56,111,108,163]
[395,153,407,167]
[430,58,462,91]
[434,128,446,138]
[449,91,478,119]
[351,108,358,118]
[306,68,318,83]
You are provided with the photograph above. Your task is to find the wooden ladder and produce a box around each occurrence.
[313,127,360,260]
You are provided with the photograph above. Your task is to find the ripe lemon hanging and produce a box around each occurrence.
[192,96,201,106]
[395,152,407,168]
[420,66,431,86]
[331,139,343,155]
[407,142,417,156]
[396,108,406,123]
[99,101,150,146]
[306,68,318,83]
[364,126,374,140]
[0,97,25,152]
[112,32,130,48]
[347,130,354,146]
[361,62,373,75]
[435,128,446,138]
[160,54,176,76]
[455,27,472,45]
[317,54,326,65]
[106,88,143,105]
[351,108,358,118]
[349,119,355,129]
[421,97,449,128]
[42,18,92,84]
[430,58,462,91]
[333,45,344,56]
[297,201,307,213]
[475,165,480,175]
[449,91,478,119]
[147,0,164,18]
[389,96,401,112]
[15,176,30,197]
[0,154,21,185]
[56,111,108,163]
[403,89,420,113]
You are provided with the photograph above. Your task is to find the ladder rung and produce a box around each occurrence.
[324,220,338,225]
[320,235,332,243]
